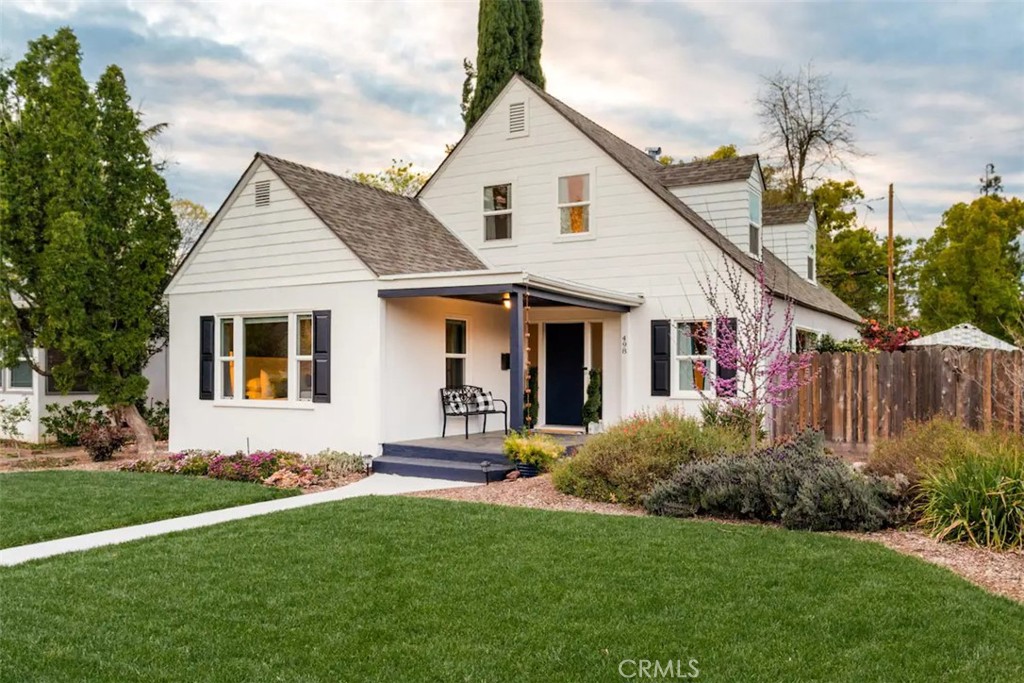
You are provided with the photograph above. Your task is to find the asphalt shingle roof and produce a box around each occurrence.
[655,155,760,187]
[517,78,859,323]
[763,203,814,226]
[258,153,485,276]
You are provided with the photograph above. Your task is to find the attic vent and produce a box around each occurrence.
[254,180,271,207]
[508,101,527,136]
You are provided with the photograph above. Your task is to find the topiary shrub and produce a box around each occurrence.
[79,423,131,461]
[551,408,747,506]
[645,430,891,531]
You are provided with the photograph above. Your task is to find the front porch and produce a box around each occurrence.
[378,270,644,450]
[375,431,591,483]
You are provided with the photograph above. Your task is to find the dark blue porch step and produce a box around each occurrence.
[372,455,514,483]
[381,442,513,466]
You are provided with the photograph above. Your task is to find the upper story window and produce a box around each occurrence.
[483,184,512,241]
[807,242,816,281]
[748,189,762,256]
[558,174,590,235]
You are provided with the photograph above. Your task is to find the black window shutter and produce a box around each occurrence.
[716,317,738,397]
[199,316,214,400]
[312,310,331,403]
[651,319,671,396]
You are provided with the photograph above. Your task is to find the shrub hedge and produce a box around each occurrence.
[551,408,746,506]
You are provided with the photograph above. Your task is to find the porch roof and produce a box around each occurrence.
[377,270,644,312]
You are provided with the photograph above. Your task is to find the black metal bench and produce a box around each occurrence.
[440,385,508,439]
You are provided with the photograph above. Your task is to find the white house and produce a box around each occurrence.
[165,76,859,476]
[0,348,167,443]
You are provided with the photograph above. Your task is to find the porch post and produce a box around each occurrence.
[509,290,524,431]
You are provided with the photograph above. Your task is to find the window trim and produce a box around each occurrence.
[214,311,314,406]
[793,327,822,353]
[296,313,313,401]
[556,172,594,239]
[672,319,715,398]
[6,358,34,393]
[218,318,236,399]
[444,317,469,389]
[482,183,513,243]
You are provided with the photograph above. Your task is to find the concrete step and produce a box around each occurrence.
[381,442,513,466]
[372,455,513,483]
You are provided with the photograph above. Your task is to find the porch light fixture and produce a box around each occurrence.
[502,292,511,310]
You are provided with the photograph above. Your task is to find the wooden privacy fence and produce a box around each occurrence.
[772,348,1024,446]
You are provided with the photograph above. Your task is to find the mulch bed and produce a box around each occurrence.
[0,444,168,473]
[411,474,1024,604]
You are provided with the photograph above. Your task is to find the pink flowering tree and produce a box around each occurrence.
[693,260,813,449]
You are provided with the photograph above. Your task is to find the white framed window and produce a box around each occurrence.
[219,318,235,399]
[674,320,714,394]
[794,328,819,353]
[216,313,313,402]
[749,190,762,257]
[558,174,590,235]
[445,318,467,389]
[807,242,816,281]
[8,358,33,391]
[749,224,760,257]
[296,314,313,401]
[483,184,512,241]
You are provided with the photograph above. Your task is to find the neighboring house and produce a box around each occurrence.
[907,323,1021,351]
[0,348,168,443]
[165,75,859,458]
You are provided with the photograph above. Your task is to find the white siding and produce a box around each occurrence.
[667,165,762,258]
[419,79,762,420]
[790,301,859,344]
[168,281,382,455]
[764,213,817,282]
[170,162,372,295]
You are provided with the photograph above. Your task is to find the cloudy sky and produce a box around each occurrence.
[2,0,1022,240]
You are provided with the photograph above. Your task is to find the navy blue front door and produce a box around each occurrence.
[545,323,585,426]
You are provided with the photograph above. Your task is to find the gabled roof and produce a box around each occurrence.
[906,323,1020,351]
[764,203,814,226]
[515,77,858,323]
[655,155,760,187]
[258,154,484,276]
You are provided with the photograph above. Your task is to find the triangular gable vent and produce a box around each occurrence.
[508,101,527,137]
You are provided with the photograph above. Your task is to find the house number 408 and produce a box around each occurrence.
[621,335,628,355]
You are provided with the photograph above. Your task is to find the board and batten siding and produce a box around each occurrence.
[170,161,372,296]
[419,78,763,418]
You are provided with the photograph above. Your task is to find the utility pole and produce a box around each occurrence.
[887,183,895,325]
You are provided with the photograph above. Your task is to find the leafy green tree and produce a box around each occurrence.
[810,180,915,320]
[351,159,429,197]
[915,195,1024,341]
[172,199,210,269]
[0,28,179,454]
[657,144,739,166]
[463,0,545,130]
[979,163,1003,197]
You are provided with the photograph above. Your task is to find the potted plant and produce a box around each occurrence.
[502,431,564,478]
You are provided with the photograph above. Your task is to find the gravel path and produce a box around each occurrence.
[411,474,1023,603]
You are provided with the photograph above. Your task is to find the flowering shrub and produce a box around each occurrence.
[551,408,746,505]
[858,319,921,352]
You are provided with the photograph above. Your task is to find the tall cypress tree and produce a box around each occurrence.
[1,29,179,453]
[463,0,545,131]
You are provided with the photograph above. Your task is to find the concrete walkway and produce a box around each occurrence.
[0,474,477,567]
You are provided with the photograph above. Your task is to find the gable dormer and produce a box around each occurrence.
[762,203,817,282]
[657,155,763,259]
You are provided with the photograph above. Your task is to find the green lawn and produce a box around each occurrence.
[1,498,1021,682]
[0,470,298,548]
